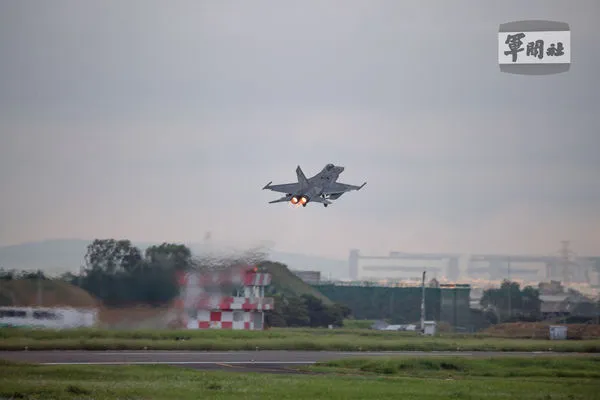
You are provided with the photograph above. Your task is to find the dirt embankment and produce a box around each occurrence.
[483,322,600,339]
[98,305,180,329]
[0,279,99,308]
[0,279,179,329]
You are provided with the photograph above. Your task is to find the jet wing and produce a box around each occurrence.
[322,182,366,195]
[262,181,301,194]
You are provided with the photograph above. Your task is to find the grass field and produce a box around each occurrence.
[1,326,600,352]
[310,355,600,378]
[1,356,599,399]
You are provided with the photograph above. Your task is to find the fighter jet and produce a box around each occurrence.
[262,163,366,207]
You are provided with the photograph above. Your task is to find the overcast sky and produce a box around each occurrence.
[1,0,599,259]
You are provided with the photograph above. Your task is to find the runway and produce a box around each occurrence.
[0,350,594,374]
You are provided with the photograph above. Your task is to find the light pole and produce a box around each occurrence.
[420,270,426,332]
[507,257,512,321]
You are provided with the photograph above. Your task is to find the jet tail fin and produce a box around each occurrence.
[296,165,309,187]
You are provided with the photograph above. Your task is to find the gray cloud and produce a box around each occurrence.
[1,0,599,259]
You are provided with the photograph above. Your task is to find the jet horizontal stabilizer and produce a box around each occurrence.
[268,195,292,204]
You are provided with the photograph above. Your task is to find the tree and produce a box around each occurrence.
[520,285,542,318]
[78,239,142,305]
[325,303,350,327]
[84,239,143,275]
[0,268,16,280]
[332,303,352,319]
[0,269,48,281]
[73,239,191,307]
[301,294,326,327]
[264,293,288,328]
[263,294,351,328]
[282,296,310,327]
[480,280,541,322]
[145,243,192,271]
[18,270,48,280]
[299,294,347,328]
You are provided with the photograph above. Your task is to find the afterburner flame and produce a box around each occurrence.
[299,196,308,205]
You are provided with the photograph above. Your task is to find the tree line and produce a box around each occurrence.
[479,280,542,323]
[60,238,273,307]
[8,238,597,328]
[265,293,352,328]
[56,238,354,328]
[0,269,49,280]
[479,280,599,324]
[61,239,190,307]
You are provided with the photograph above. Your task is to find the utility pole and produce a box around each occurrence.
[420,270,426,332]
[36,270,42,307]
[507,257,511,321]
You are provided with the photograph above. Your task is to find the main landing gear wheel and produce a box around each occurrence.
[323,204,328,207]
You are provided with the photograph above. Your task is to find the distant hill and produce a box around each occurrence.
[0,239,348,279]
[0,278,99,308]
[0,239,91,273]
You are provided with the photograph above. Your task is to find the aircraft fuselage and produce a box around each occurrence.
[263,163,366,207]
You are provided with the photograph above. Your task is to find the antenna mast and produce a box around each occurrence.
[420,270,426,332]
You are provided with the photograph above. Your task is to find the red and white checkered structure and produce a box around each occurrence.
[173,265,274,330]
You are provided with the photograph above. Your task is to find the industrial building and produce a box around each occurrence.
[0,306,97,329]
[349,244,600,286]
[538,280,598,319]
[291,270,321,285]
[348,249,460,282]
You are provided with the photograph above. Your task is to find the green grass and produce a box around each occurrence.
[1,357,599,399]
[342,319,376,329]
[1,327,600,352]
[310,356,600,379]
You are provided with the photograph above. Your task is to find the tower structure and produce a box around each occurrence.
[173,265,273,330]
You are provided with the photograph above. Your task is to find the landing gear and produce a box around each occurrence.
[323,204,328,207]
